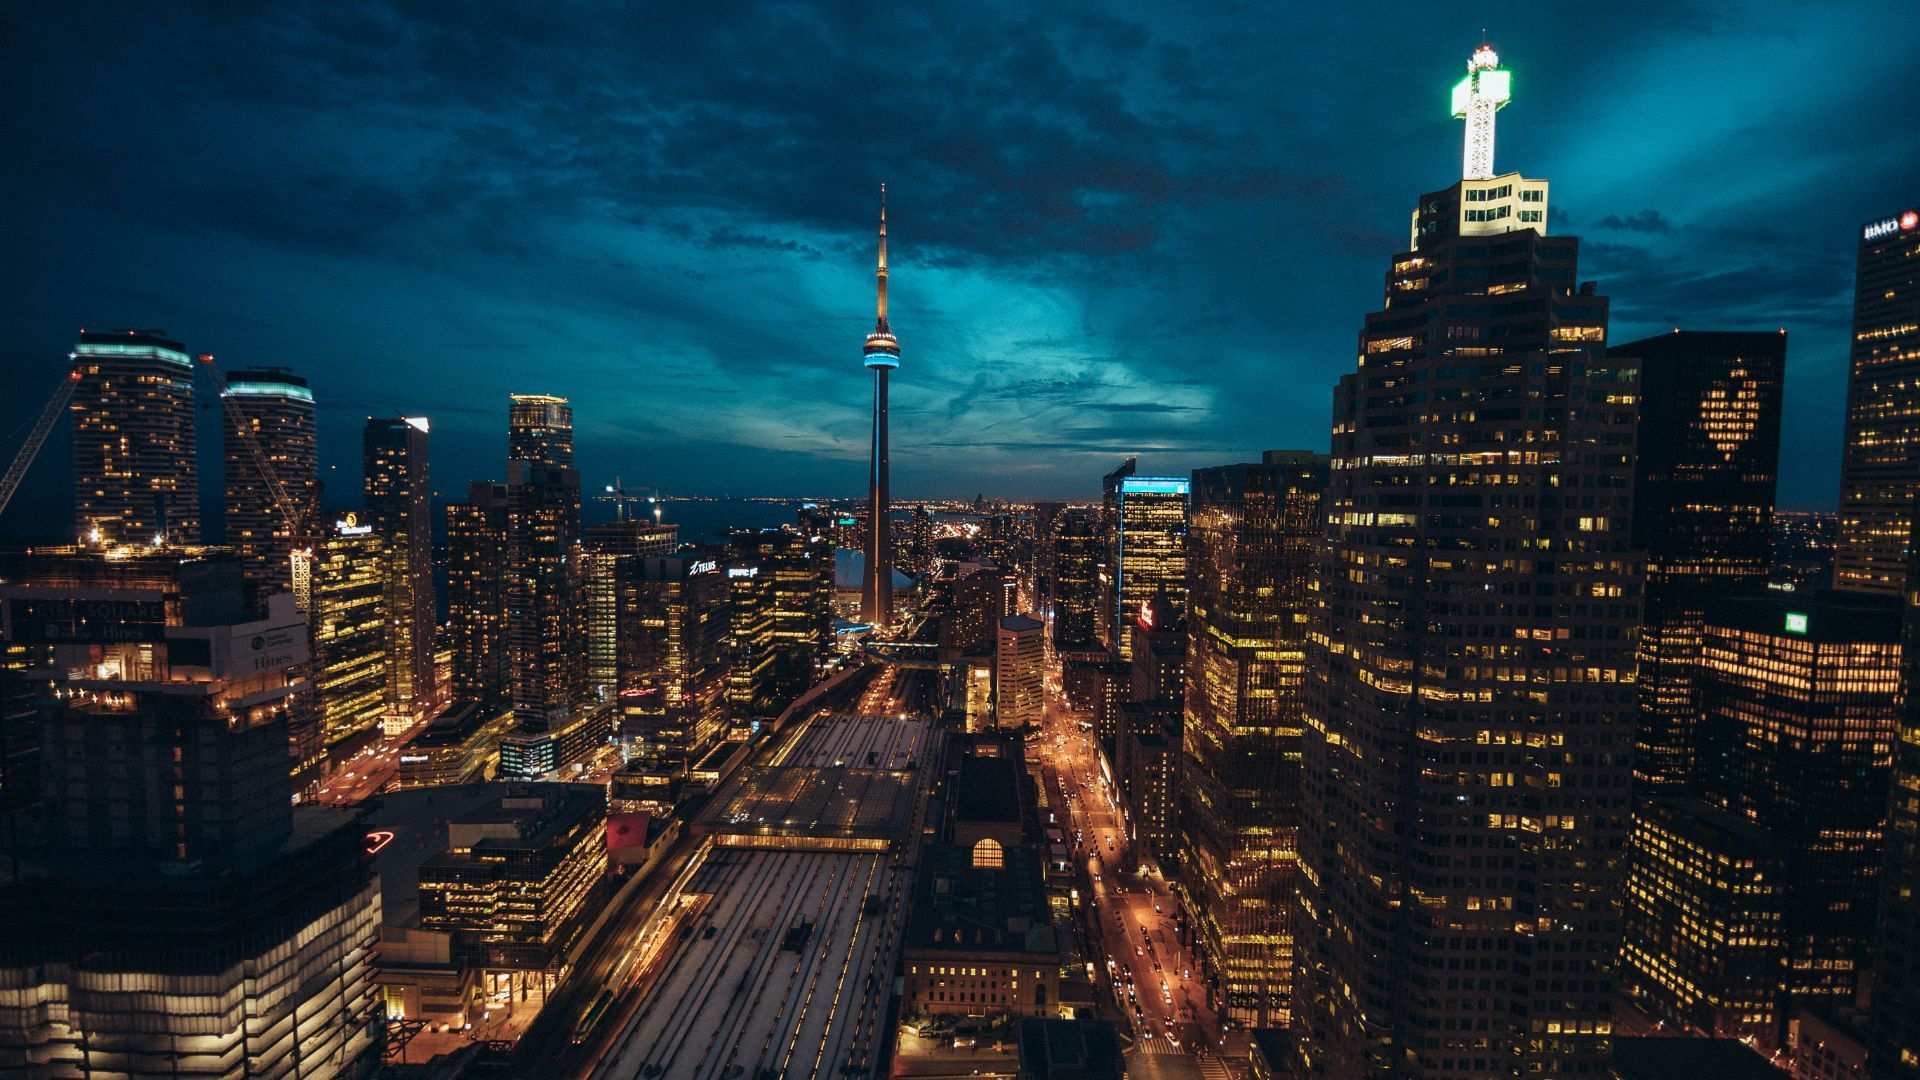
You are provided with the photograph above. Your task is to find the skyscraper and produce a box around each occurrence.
[1291,45,1639,1078]
[994,613,1046,728]
[607,555,731,767]
[312,515,390,750]
[1181,452,1326,1030]
[1109,476,1189,664]
[1835,205,1920,596]
[861,186,899,630]
[1612,330,1785,793]
[1096,457,1137,650]
[447,481,510,710]
[0,546,379,1075]
[726,529,833,720]
[1696,594,1900,1017]
[507,396,584,733]
[363,415,435,728]
[222,367,318,593]
[69,329,199,545]
[1050,507,1101,651]
[508,392,574,468]
[1872,526,1920,1077]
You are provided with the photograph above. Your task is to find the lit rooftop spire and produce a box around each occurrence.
[1451,42,1511,180]
[876,184,889,331]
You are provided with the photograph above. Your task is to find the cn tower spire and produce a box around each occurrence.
[876,184,889,330]
[861,184,900,630]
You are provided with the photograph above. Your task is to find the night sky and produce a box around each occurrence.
[2,1,1914,527]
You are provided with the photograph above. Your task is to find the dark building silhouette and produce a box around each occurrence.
[506,396,583,741]
[1694,594,1901,1024]
[1873,509,1920,1077]
[1836,206,1920,596]
[1180,453,1326,1029]
[363,414,435,727]
[0,547,378,1075]
[1612,330,1785,794]
[447,480,511,710]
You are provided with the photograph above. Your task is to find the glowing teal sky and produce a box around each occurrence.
[1,1,1913,522]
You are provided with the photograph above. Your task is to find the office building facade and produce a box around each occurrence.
[1050,507,1101,652]
[507,392,574,468]
[363,415,435,728]
[1292,49,1639,1077]
[1620,796,1789,1048]
[1836,206,1920,596]
[1698,594,1900,1014]
[1613,330,1786,793]
[1873,522,1920,1077]
[607,556,731,768]
[507,396,584,734]
[312,518,390,751]
[995,613,1046,728]
[1108,477,1189,664]
[1181,453,1326,1029]
[0,546,379,1077]
[447,481,510,710]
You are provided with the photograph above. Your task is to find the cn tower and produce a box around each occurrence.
[861,185,899,629]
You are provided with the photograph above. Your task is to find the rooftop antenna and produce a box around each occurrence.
[1451,38,1512,181]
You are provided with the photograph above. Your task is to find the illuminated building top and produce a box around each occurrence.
[863,185,899,369]
[1452,42,1511,181]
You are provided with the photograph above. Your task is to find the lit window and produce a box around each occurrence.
[972,838,1004,869]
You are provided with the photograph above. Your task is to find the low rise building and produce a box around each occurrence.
[902,745,1065,1021]
[416,784,608,981]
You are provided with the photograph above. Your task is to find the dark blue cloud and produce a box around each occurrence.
[0,0,1913,531]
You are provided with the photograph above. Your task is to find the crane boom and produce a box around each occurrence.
[0,370,82,521]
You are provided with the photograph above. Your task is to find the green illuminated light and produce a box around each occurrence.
[1451,76,1471,117]
[1784,612,1809,634]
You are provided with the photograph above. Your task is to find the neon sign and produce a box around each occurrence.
[1864,211,1916,242]
[364,829,395,855]
[1137,599,1154,629]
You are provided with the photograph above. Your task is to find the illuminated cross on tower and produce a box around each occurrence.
[1451,43,1511,181]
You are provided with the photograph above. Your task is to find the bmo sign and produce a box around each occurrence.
[1864,210,1919,242]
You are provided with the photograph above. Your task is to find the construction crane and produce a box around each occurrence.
[196,354,318,608]
[598,474,662,523]
[0,369,83,522]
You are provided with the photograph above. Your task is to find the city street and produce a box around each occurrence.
[309,720,427,805]
[1030,670,1222,1072]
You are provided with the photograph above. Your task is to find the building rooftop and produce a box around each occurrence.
[999,613,1044,634]
[365,782,593,927]
[906,830,1055,955]
[954,753,1023,826]
[694,715,930,848]
[1017,1018,1123,1080]
[1609,1036,1784,1080]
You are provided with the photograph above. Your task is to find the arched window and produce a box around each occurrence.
[972,838,1003,869]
